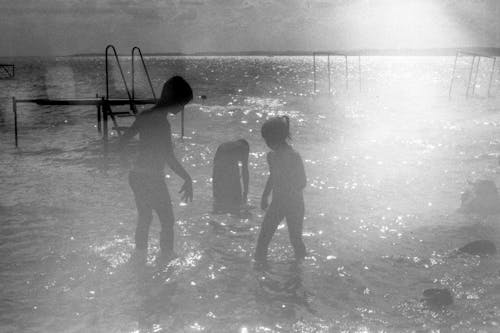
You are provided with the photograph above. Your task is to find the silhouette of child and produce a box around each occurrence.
[118,76,193,265]
[254,116,307,263]
[212,139,249,214]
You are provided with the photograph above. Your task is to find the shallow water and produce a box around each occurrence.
[1,55,500,332]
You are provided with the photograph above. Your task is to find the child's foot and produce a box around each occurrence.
[156,250,178,267]
[253,253,269,270]
[294,252,307,263]
[130,249,147,266]
[253,258,269,271]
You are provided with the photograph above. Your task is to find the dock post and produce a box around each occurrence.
[327,54,331,94]
[12,97,17,147]
[96,94,101,134]
[487,57,496,97]
[358,56,362,92]
[449,52,459,99]
[471,56,481,96]
[313,53,316,94]
[465,56,476,98]
[102,97,108,155]
[345,56,348,90]
[181,109,185,140]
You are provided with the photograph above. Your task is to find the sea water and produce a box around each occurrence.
[1,55,500,332]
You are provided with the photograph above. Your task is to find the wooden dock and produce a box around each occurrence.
[12,97,158,153]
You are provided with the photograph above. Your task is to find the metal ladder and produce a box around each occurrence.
[103,45,157,136]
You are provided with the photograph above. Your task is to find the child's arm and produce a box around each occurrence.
[261,175,272,210]
[165,140,193,202]
[261,153,273,210]
[295,154,307,190]
[241,153,249,204]
[117,117,140,151]
[115,117,140,167]
[286,153,306,193]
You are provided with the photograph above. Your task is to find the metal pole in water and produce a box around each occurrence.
[466,56,476,98]
[471,56,481,96]
[131,52,135,101]
[487,57,496,98]
[449,52,459,99]
[102,97,108,156]
[181,109,185,139]
[345,56,348,90]
[13,97,17,147]
[96,93,101,134]
[327,54,331,95]
[313,53,316,94]
[358,56,362,92]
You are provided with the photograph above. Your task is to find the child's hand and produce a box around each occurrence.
[260,197,268,210]
[179,178,193,203]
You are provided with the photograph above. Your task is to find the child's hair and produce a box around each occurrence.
[236,138,250,154]
[261,116,290,144]
[237,138,250,149]
[157,76,193,107]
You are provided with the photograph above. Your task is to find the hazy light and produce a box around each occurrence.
[357,0,451,48]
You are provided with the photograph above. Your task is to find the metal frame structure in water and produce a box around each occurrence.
[312,52,362,95]
[12,96,155,153]
[11,45,188,153]
[449,50,497,99]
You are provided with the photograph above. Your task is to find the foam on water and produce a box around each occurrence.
[1,56,500,332]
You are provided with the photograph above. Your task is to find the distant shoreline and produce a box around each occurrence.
[1,47,499,58]
[69,47,500,57]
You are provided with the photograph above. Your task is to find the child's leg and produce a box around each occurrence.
[135,201,153,251]
[129,172,154,251]
[254,204,284,261]
[213,162,241,213]
[285,202,306,260]
[157,208,175,254]
[154,180,175,254]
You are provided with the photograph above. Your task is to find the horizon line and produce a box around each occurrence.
[1,46,500,58]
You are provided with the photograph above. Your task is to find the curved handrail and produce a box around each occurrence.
[105,44,136,113]
[131,46,157,102]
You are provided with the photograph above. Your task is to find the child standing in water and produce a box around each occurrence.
[255,116,307,263]
[212,139,250,214]
[118,76,193,265]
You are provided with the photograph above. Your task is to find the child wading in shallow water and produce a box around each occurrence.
[118,76,194,265]
[212,139,250,214]
[254,116,307,263]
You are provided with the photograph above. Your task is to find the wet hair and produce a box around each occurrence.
[237,138,250,148]
[156,76,193,107]
[236,139,250,154]
[261,116,290,145]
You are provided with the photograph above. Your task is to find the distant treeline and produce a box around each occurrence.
[71,47,500,57]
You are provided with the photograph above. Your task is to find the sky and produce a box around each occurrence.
[0,0,499,56]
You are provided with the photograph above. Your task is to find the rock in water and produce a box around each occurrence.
[422,288,453,308]
[458,240,497,256]
[459,180,500,215]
